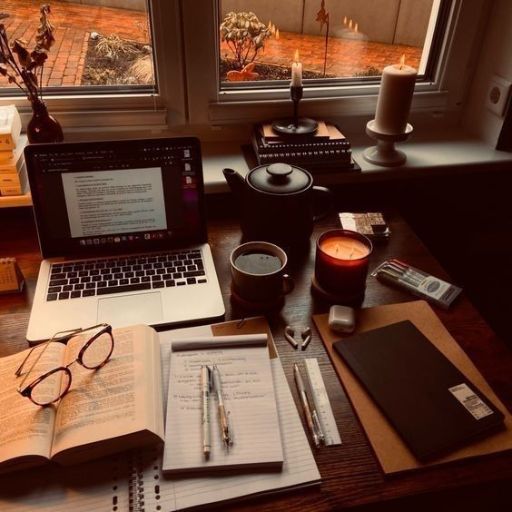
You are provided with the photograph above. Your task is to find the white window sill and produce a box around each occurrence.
[202,131,512,194]
[2,131,510,209]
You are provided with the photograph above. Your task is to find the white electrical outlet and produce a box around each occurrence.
[486,75,512,117]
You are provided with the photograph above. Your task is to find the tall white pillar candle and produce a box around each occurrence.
[291,50,302,87]
[374,57,417,134]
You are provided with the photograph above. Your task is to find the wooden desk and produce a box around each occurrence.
[1,207,512,511]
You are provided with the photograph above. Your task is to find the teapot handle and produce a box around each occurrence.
[312,186,334,222]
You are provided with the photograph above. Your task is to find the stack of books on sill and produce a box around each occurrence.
[252,120,358,172]
[0,106,28,198]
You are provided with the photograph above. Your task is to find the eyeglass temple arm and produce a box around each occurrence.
[14,328,82,377]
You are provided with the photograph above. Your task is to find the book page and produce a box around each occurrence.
[50,324,164,459]
[162,334,284,474]
[0,343,64,469]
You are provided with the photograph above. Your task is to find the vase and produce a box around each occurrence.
[27,99,64,144]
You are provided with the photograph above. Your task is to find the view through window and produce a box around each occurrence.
[0,0,155,94]
[219,0,440,87]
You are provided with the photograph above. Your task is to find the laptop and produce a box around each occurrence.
[25,137,225,344]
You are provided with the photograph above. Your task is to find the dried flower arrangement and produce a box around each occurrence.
[0,4,63,143]
[0,4,55,103]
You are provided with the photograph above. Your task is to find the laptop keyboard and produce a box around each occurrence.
[46,250,207,302]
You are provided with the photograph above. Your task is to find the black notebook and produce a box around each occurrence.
[333,321,505,462]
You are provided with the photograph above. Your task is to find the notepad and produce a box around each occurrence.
[162,333,284,475]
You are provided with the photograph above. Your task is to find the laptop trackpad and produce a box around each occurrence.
[97,292,163,326]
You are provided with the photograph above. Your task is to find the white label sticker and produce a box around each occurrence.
[417,276,451,300]
[449,383,494,420]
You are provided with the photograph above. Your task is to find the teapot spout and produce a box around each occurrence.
[222,168,247,197]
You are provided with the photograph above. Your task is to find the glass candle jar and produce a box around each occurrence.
[314,229,373,304]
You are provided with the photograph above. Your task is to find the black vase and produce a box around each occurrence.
[27,99,64,143]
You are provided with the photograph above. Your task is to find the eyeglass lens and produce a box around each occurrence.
[24,327,114,405]
[80,331,114,369]
[31,368,71,406]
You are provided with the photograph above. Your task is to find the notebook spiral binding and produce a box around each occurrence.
[128,452,146,512]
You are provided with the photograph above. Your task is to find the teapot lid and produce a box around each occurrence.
[247,163,312,194]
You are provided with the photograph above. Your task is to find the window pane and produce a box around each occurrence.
[219,0,439,86]
[0,0,155,93]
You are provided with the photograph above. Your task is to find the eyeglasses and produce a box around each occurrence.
[15,324,114,406]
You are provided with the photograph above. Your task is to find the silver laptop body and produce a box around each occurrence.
[25,137,225,343]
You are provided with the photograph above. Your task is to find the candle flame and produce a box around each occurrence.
[276,28,280,40]
[348,19,353,29]
[400,54,405,69]
[343,15,347,25]
[294,49,300,63]
[355,22,358,33]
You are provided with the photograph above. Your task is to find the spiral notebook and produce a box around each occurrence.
[0,318,320,511]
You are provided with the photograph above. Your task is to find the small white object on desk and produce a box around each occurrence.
[328,305,356,334]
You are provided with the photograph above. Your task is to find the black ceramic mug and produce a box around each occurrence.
[230,241,294,306]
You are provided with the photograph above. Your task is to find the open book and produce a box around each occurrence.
[0,318,320,512]
[0,324,164,474]
[163,334,284,475]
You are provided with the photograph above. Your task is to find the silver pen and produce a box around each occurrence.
[212,365,233,450]
[293,363,323,447]
[201,365,212,460]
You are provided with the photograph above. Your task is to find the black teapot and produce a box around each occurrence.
[223,163,332,247]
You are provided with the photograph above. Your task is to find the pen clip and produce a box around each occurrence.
[312,409,325,445]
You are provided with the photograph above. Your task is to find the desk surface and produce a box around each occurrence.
[1,208,512,511]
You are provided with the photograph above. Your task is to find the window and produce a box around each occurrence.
[218,0,440,87]
[0,0,155,93]
[0,0,493,132]
[183,0,490,127]
[0,1,184,130]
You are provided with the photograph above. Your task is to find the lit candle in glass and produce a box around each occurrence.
[374,54,417,134]
[314,230,373,304]
[291,49,302,87]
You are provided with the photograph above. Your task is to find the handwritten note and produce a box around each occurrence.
[162,334,284,474]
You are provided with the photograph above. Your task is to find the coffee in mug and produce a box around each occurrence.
[233,251,283,275]
[230,242,293,307]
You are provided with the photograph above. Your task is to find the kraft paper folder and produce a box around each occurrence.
[313,300,512,474]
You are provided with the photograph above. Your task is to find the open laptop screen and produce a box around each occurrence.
[25,137,207,258]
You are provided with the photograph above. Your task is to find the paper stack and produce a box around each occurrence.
[0,106,28,196]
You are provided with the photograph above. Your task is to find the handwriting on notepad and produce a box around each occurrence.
[163,341,284,475]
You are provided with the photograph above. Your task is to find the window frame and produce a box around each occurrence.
[0,1,186,131]
[0,0,493,133]
[183,0,492,127]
